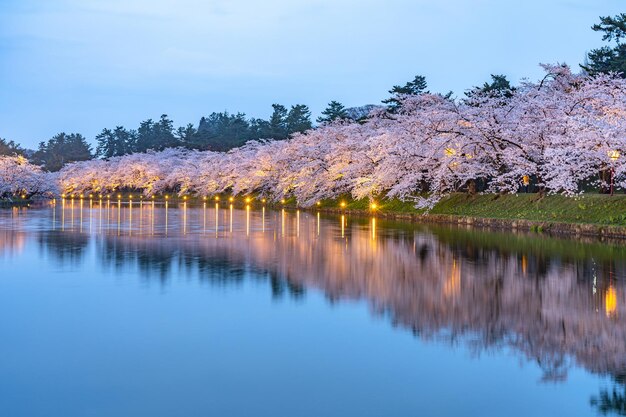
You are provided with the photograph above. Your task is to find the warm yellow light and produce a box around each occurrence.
[183,196,187,200]
[117,194,122,199]
[88,194,92,198]
[606,286,618,317]
[370,203,378,210]
[245,197,251,203]
[340,201,346,208]
[229,197,234,202]
[151,195,155,199]
[215,196,220,201]
[61,194,66,198]
[165,195,169,200]
[609,150,620,161]
[522,175,530,186]
[316,201,321,206]
[21,194,26,199]
[203,196,207,201]
[80,194,84,199]
[281,199,286,204]
[262,198,266,203]
[129,195,133,199]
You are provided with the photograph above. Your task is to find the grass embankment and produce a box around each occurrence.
[315,193,626,227]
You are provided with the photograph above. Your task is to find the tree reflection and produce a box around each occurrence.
[592,375,626,416]
[2,205,626,393]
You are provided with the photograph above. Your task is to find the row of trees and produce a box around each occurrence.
[50,64,626,208]
[0,103,324,171]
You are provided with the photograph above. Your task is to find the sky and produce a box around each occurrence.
[0,0,624,148]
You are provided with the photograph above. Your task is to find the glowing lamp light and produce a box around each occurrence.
[165,195,169,200]
[215,196,220,201]
[61,194,65,198]
[229,197,234,202]
[262,198,266,203]
[522,175,530,186]
[129,195,133,199]
[609,150,620,161]
[152,195,155,199]
[281,199,286,204]
[370,203,378,210]
[316,201,321,206]
[245,197,251,203]
[21,194,26,199]
[203,196,207,201]
[444,148,457,157]
[80,194,84,199]
[340,201,346,208]
[606,286,617,317]
[183,196,187,200]
[117,194,122,199]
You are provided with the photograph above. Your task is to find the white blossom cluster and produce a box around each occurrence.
[0,155,56,199]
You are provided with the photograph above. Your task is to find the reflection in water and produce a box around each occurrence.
[1,202,626,414]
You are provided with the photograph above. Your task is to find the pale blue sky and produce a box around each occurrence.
[0,0,623,148]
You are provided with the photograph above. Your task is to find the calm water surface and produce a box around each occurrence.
[1,201,625,416]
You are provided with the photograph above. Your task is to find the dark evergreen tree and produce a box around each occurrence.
[135,114,179,152]
[190,112,251,151]
[317,101,348,123]
[286,104,312,134]
[383,75,428,110]
[0,138,24,156]
[249,118,271,140]
[33,133,93,171]
[583,13,626,76]
[266,104,289,140]
[95,126,136,158]
[176,123,197,145]
[465,74,515,101]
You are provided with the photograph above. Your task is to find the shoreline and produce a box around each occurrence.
[6,193,626,239]
[315,207,626,240]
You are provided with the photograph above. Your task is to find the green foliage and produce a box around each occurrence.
[317,101,348,123]
[0,138,24,156]
[583,13,626,76]
[190,112,251,151]
[318,193,626,227]
[33,133,93,172]
[266,104,289,140]
[285,104,312,134]
[135,114,180,152]
[95,126,136,158]
[180,104,312,152]
[466,74,515,100]
[383,74,428,110]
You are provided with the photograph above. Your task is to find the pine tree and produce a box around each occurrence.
[286,104,312,134]
[267,104,289,139]
[383,75,428,111]
[583,13,626,76]
[0,138,24,156]
[317,101,348,123]
[33,133,92,171]
[95,126,136,158]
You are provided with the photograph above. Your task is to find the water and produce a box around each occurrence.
[0,200,624,417]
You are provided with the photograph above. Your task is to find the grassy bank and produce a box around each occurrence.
[315,193,626,227]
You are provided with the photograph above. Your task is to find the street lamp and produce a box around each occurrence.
[608,150,620,196]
